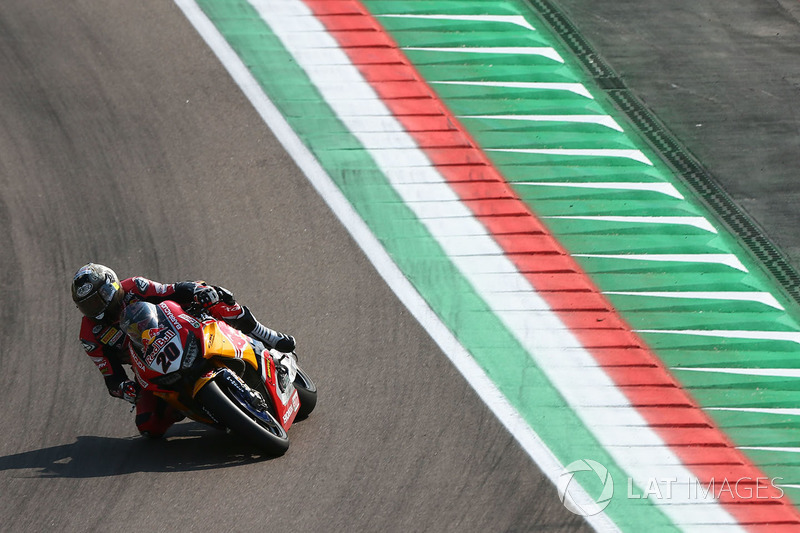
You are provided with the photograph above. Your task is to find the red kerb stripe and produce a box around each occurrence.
[301,0,800,527]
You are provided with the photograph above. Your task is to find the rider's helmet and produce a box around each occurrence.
[71,263,124,321]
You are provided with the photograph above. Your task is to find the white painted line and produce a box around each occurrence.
[377,14,536,31]
[604,291,783,310]
[739,446,800,453]
[674,367,800,377]
[516,181,684,199]
[403,46,564,63]
[575,254,748,272]
[488,148,653,165]
[431,80,592,99]
[545,215,717,233]
[706,407,800,416]
[461,113,623,131]
[644,330,800,344]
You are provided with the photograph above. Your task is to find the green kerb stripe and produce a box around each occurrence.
[195,0,674,529]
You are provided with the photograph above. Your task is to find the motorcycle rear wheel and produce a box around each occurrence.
[197,380,290,456]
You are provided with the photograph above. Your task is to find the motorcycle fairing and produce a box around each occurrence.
[257,348,300,429]
[124,300,300,430]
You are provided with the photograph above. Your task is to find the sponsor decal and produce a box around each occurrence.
[135,373,148,389]
[100,327,119,344]
[179,314,201,329]
[143,329,176,365]
[141,328,162,350]
[134,277,149,293]
[91,356,110,375]
[110,329,124,346]
[159,303,182,330]
[282,394,299,424]
[224,372,249,396]
[80,340,97,353]
[92,324,103,335]
[155,282,168,295]
[76,282,93,298]
[133,351,147,373]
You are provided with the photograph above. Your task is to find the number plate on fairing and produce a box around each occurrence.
[143,328,183,375]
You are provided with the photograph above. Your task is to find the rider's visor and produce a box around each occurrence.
[77,280,119,319]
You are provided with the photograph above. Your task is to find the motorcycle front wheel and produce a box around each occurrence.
[197,379,289,456]
[293,366,317,420]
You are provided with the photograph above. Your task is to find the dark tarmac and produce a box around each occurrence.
[1,0,798,531]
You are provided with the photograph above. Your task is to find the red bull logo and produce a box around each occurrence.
[142,328,177,366]
[141,328,163,350]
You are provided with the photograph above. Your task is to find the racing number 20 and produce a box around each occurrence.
[156,342,181,373]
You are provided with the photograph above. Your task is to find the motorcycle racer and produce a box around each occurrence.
[71,263,296,437]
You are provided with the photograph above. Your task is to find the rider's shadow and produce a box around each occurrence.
[0,422,271,478]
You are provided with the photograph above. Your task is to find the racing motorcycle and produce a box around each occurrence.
[120,300,316,456]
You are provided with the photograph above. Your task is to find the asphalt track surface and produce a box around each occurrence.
[0,1,798,532]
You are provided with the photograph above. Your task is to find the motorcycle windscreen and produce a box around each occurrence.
[120,301,159,351]
[121,301,185,375]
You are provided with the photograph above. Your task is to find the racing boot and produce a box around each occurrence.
[223,305,296,353]
[250,320,296,353]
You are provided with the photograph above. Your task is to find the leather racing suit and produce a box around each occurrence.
[78,276,292,437]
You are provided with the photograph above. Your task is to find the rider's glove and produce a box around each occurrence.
[212,285,236,305]
[274,334,296,354]
[193,284,220,308]
[116,380,141,404]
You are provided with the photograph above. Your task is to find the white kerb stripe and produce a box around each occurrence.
[403,46,564,63]
[377,14,537,31]
[461,114,623,131]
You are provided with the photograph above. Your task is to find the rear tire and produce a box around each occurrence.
[197,379,289,456]
[293,366,317,420]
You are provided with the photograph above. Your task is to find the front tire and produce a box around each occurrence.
[197,379,289,456]
[293,366,317,420]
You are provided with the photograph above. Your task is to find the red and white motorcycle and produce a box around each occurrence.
[120,300,316,456]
